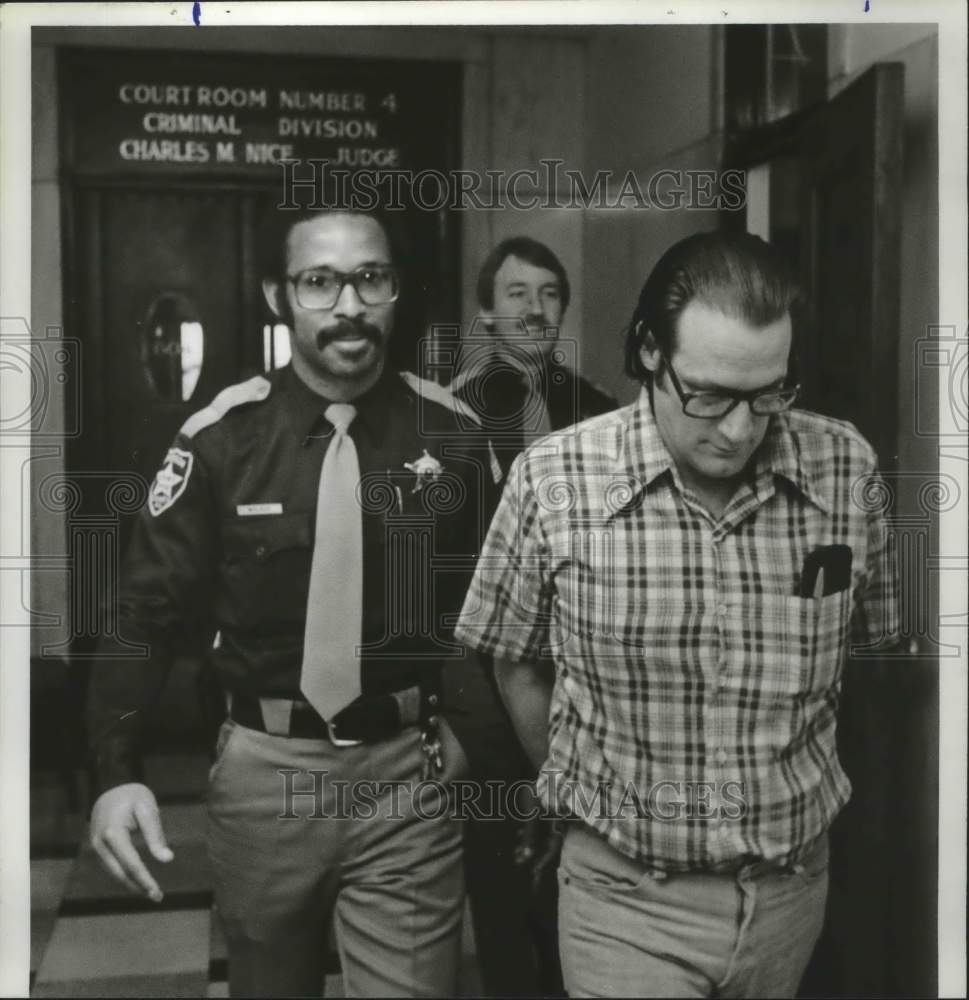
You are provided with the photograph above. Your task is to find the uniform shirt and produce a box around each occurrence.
[88,364,495,792]
[454,392,900,872]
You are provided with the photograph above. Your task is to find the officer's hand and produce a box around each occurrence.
[90,783,173,902]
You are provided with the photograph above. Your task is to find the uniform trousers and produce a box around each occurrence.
[207,718,467,998]
[558,823,829,998]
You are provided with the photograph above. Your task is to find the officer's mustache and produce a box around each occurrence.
[315,319,383,351]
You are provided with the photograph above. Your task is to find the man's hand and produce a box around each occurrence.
[90,783,173,902]
[512,784,566,894]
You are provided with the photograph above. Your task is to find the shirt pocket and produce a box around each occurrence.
[220,513,312,625]
[751,589,852,700]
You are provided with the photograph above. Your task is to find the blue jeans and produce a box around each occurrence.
[558,824,828,998]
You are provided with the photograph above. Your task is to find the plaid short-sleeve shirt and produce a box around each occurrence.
[454,393,899,871]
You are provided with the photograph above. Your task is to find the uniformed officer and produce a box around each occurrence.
[86,205,491,997]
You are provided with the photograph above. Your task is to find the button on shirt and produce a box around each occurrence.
[454,392,899,872]
[88,365,489,791]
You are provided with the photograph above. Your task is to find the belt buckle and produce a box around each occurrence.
[326,718,363,747]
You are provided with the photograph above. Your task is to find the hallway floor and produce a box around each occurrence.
[29,751,482,997]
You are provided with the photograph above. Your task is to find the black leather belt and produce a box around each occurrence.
[230,685,439,746]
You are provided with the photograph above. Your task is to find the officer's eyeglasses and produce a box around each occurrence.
[288,266,399,310]
[661,355,800,418]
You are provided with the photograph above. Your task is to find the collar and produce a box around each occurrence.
[611,391,829,514]
[751,413,830,513]
[612,388,677,490]
[279,364,397,447]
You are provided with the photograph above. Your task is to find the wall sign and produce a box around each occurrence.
[60,48,460,178]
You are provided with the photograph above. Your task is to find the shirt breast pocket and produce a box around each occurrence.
[220,514,312,625]
[758,589,852,700]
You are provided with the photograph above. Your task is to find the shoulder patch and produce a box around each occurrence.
[398,370,482,426]
[179,375,271,439]
[148,447,194,517]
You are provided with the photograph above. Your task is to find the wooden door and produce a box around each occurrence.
[87,187,259,490]
[793,64,938,999]
[63,186,265,735]
[796,63,904,468]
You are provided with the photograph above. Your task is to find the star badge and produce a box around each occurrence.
[403,450,443,493]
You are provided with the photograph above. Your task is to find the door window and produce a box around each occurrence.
[143,291,205,402]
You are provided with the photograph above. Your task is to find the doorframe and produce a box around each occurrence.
[719,65,904,470]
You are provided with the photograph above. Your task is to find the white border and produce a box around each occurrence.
[935,9,968,998]
[2,2,965,997]
[1,6,34,998]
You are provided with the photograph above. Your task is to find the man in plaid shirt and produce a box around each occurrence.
[454,231,899,998]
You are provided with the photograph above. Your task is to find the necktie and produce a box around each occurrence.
[300,402,363,721]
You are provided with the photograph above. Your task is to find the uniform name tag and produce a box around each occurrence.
[236,503,283,516]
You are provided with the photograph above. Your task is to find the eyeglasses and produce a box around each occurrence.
[288,266,399,310]
[661,355,800,418]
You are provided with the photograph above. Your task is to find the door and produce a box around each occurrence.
[726,62,934,996]
[792,65,938,999]
[797,63,904,469]
[63,185,265,737]
[80,187,260,493]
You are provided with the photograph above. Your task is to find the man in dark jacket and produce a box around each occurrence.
[450,235,616,479]
[448,236,616,996]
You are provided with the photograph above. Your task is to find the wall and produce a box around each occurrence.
[460,31,586,352]
[31,44,69,657]
[581,26,723,404]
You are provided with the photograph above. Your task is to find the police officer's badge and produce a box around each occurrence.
[403,450,443,493]
[148,447,194,517]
